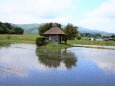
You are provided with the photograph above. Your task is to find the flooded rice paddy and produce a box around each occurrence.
[0,44,115,86]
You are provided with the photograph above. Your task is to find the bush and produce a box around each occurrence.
[36,37,47,46]
[77,36,81,40]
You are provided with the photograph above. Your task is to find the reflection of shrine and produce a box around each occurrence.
[36,48,77,69]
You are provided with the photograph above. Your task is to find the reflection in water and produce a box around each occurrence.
[80,48,115,74]
[0,43,11,48]
[0,44,115,86]
[36,48,77,69]
[0,44,37,77]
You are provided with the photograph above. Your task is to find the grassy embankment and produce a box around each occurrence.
[68,40,115,46]
[0,34,38,45]
[0,34,115,47]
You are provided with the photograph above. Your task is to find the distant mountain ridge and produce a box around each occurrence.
[14,23,115,35]
[14,24,40,34]
[78,27,114,36]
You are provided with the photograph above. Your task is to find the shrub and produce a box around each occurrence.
[77,36,81,40]
[36,37,47,46]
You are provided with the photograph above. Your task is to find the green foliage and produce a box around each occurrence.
[0,23,9,34]
[36,37,47,46]
[111,35,115,38]
[4,23,12,30]
[62,36,68,44]
[103,36,110,38]
[38,22,61,36]
[76,33,81,40]
[81,33,102,38]
[13,26,24,34]
[63,23,79,40]
[77,36,81,40]
[0,21,24,34]
[112,38,115,41]
[111,35,115,41]
[40,43,71,49]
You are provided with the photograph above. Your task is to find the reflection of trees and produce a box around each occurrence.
[0,43,11,48]
[36,48,77,69]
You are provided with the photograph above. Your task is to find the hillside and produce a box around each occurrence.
[14,24,40,34]
[78,27,114,36]
[15,23,114,35]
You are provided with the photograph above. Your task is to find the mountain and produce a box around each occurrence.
[14,24,40,34]
[14,23,114,35]
[78,27,114,36]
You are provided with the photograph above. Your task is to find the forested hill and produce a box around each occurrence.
[14,23,114,35]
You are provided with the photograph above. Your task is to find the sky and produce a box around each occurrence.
[0,0,115,33]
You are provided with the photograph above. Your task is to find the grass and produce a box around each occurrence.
[68,40,115,46]
[0,34,115,47]
[0,34,39,44]
[38,43,71,49]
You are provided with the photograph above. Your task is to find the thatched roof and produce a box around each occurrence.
[44,25,65,35]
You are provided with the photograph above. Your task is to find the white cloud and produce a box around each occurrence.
[0,0,75,24]
[80,48,115,74]
[78,0,115,33]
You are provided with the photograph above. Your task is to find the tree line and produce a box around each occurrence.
[0,21,24,34]
[103,35,115,41]
[80,33,102,38]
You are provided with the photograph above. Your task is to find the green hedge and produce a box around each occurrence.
[36,37,47,46]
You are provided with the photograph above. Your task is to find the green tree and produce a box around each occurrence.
[38,22,61,36]
[111,35,115,38]
[77,33,81,40]
[0,21,24,34]
[80,33,101,38]
[63,23,78,40]
[62,36,68,44]
[0,22,2,26]
[4,23,12,30]
[0,23,9,34]
[13,27,24,34]
[93,33,102,38]
[111,35,115,41]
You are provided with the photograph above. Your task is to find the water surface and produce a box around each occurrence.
[0,44,115,86]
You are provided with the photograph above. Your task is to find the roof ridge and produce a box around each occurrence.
[44,26,65,35]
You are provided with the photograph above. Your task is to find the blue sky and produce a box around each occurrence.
[0,0,115,33]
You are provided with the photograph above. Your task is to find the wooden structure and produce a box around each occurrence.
[44,24,65,44]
